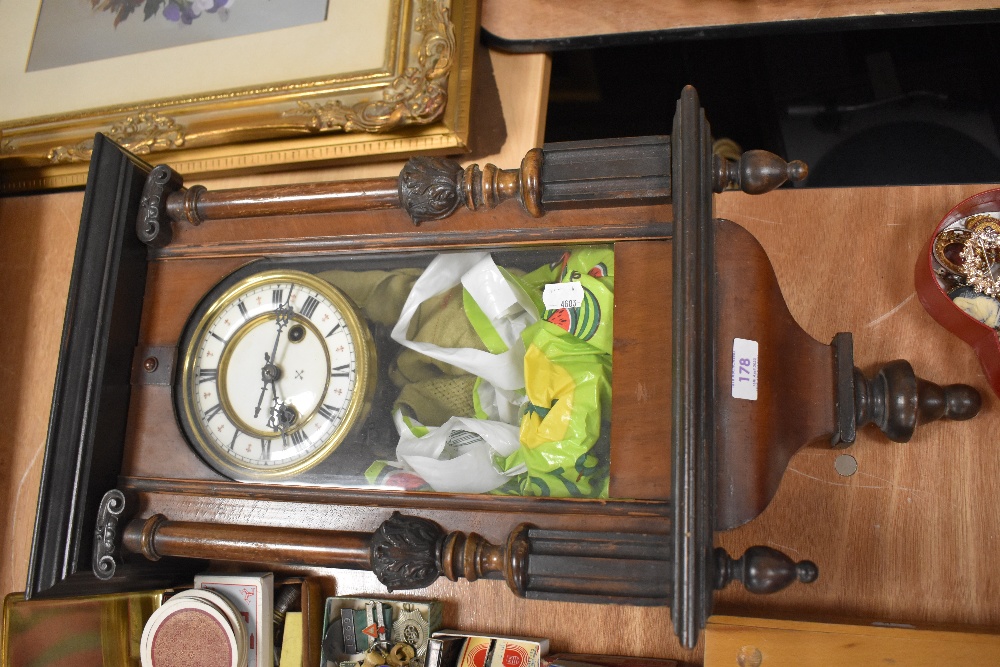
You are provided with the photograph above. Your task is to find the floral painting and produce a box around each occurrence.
[93,0,238,28]
[28,0,330,72]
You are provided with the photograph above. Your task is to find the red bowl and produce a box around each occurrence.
[915,187,1000,397]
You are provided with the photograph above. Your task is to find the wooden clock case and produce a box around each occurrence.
[26,87,978,649]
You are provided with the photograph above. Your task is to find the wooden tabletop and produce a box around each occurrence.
[712,183,1000,633]
[481,0,1000,48]
[705,615,1000,665]
[0,191,79,605]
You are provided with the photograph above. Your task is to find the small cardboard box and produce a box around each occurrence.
[322,597,442,667]
[195,572,274,667]
[432,631,550,667]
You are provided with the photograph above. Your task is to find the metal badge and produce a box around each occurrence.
[365,601,377,650]
[342,608,358,654]
[391,604,429,658]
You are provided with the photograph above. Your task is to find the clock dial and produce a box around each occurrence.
[177,269,375,480]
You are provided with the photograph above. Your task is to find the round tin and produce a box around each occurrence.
[141,596,240,667]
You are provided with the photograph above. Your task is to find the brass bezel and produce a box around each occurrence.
[178,269,376,480]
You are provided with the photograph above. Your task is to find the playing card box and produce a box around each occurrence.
[195,572,274,667]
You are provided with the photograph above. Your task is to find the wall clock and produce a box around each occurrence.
[27,86,980,650]
[176,268,377,482]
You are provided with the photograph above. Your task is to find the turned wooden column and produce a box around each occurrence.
[122,513,373,569]
[134,137,808,246]
[98,495,814,607]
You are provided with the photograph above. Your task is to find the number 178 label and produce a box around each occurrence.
[731,338,759,401]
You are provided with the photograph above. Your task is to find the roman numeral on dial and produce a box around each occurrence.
[290,430,306,446]
[331,364,350,378]
[204,404,223,421]
[301,296,320,319]
[317,403,339,421]
[197,368,218,384]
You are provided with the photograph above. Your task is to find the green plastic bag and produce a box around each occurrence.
[503,320,612,497]
[500,247,615,497]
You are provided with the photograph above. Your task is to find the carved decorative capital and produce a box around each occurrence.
[93,489,128,581]
[370,512,445,592]
[398,148,544,224]
[398,157,464,224]
[137,164,185,248]
[369,513,532,594]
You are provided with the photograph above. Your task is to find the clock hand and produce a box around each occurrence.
[268,303,292,363]
[253,291,295,419]
[253,350,287,420]
[268,386,294,450]
[266,380,279,431]
[253,370,270,419]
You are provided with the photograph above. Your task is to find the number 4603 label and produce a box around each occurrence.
[731,338,759,400]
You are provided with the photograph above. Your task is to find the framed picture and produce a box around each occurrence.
[0,0,477,193]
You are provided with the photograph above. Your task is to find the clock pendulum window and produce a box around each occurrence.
[29,86,981,650]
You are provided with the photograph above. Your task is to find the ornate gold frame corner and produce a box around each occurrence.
[0,0,477,194]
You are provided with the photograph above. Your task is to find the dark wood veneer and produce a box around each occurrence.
[27,136,198,598]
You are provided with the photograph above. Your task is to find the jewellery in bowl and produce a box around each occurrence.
[959,214,1000,297]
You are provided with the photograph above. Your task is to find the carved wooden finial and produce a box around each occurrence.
[831,334,981,446]
[399,149,544,224]
[397,157,465,224]
[714,546,818,594]
[713,149,808,195]
[369,512,531,595]
[369,512,446,591]
[854,360,981,443]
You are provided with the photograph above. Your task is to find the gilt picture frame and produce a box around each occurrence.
[0,0,477,194]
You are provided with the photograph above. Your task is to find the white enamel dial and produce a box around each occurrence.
[178,270,375,479]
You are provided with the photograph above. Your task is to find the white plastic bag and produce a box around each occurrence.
[393,414,527,493]
[387,252,538,492]
[390,252,538,392]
